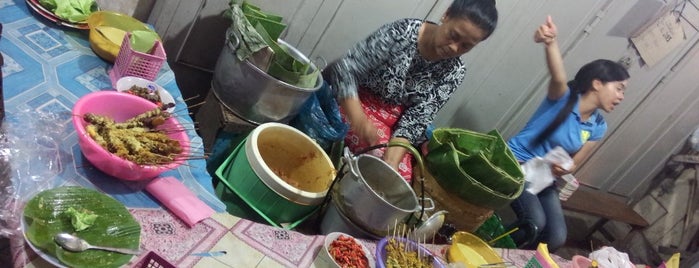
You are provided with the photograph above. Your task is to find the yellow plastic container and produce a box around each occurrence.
[448,231,504,268]
[86,11,153,62]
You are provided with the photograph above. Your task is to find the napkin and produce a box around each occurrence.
[522,146,574,195]
[145,176,214,227]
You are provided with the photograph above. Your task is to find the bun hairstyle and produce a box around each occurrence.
[446,0,498,40]
[531,59,630,146]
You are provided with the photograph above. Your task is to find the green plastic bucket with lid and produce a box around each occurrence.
[214,123,336,228]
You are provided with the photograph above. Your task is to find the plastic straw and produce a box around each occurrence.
[487,227,519,245]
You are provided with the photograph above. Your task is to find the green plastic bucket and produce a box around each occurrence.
[214,123,335,228]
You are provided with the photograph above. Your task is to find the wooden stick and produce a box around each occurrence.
[183,94,201,103]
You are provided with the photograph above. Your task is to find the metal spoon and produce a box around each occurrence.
[54,233,143,255]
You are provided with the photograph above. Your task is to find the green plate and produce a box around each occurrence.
[23,186,141,268]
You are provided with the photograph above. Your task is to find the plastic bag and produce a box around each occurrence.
[290,82,348,151]
[589,246,634,268]
[522,146,573,195]
[0,109,69,238]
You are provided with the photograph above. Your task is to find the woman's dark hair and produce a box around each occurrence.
[446,0,498,40]
[531,59,630,146]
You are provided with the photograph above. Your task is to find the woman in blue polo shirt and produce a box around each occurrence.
[506,16,630,251]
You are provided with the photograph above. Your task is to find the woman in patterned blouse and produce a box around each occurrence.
[324,0,498,180]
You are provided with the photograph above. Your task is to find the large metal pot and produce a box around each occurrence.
[334,152,421,235]
[212,30,322,124]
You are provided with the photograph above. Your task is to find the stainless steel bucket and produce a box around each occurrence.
[212,30,322,124]
[319,195,383,239]
[334,152,420,235]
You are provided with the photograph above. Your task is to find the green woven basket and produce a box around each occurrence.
[426,128,524,210]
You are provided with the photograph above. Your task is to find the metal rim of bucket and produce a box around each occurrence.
[322,195,384,239]
[224,29,322,93]
[349,154,420,213]
[245,122,334,205]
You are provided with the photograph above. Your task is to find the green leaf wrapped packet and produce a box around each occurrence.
[129,30,159,53]
[225,1,319,89]
[425,128,524,210]
[65,207,98,232]
[39,0,97,23]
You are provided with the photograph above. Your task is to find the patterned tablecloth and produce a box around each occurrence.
[0,0,227,266]
[0,0,225,212]
[13,209,574,268]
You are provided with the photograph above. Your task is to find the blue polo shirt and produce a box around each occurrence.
[507,90,607,162]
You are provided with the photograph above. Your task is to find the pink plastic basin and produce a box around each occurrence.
[72,91,189,181]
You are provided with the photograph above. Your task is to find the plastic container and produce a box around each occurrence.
[375,236,446,268]
[72,91,190,181]
[109,32,166,85]
[447,231,504,268]
[86,11,153,62]
[137,252,176,268]
[214,123,335,228]
[313,232,375,268]
[115,76,175,113]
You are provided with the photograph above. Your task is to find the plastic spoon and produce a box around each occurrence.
[54,233,142,255]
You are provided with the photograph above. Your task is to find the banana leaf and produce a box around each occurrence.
[242,2,283,22]
[245,15,286,42]
[255,23,319,88]
[426,128,524,209]
[23,186,141,268]
[242,2,286,42]
[225,3,268,61]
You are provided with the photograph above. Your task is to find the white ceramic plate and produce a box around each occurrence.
[115,76,176,113]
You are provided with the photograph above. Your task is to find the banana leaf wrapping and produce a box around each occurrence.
[225,2,270,62]
[425,128,524,209]
[224,1,319,88]
[23,186,141,268]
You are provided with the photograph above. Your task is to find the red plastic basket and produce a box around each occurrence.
[109,32,166,86]
[136,251,176,268]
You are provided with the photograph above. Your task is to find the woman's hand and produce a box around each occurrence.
[383,137,410,173]
[534,15,557,45]
[535,15,567,100]
[340,97,379,146]
[352,116,380,146]
[551,163,575,178]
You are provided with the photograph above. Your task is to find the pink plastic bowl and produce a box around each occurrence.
[72,91,190,181]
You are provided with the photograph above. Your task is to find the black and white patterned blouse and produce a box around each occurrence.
[325,18,467,145]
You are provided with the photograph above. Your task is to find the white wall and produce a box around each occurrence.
[424,0,699,201]
[150,0,699,201]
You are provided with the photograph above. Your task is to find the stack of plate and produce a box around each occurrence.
[24,0,96,30]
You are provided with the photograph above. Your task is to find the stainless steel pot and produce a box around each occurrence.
[212,30,322,124]
[334,151,420,235]
[319,195,383,240]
